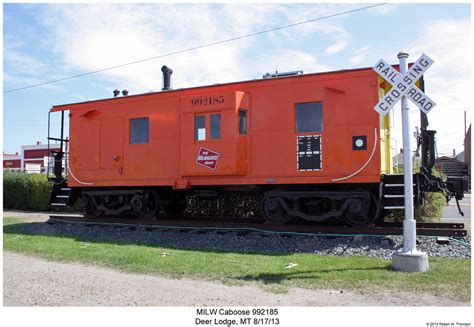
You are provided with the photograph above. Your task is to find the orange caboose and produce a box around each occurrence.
[48,65,450,225]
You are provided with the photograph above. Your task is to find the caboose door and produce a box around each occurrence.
[99,117,124,175]
[180,91,249,177]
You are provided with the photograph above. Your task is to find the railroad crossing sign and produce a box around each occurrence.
[372,53,436,116]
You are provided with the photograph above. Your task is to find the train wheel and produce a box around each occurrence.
[342,192,379,227]
[131,191,159,219]
[262,196,291,224]
[83,195,103,218]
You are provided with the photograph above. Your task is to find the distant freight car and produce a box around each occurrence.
[47,65,467,226]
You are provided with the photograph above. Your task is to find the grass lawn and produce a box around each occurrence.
[3,217,471,302]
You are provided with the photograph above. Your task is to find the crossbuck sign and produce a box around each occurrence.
[372,53,436,116]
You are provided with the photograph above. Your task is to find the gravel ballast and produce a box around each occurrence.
[15,219,471,259]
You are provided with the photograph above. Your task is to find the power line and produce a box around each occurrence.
[3,3,387,94]
[430,90,471,94]
[3,123,62,126]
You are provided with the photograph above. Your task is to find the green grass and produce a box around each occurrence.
[3,217,471,302]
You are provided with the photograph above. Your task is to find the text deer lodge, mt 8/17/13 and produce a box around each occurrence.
[195,308,280,326]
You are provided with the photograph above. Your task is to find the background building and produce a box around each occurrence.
[464,125,471,176]
[3,141,61,174]
[434,156,469,177]
[434,124,470,178]
[3,152,21,171]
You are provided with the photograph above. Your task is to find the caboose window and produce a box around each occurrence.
[295,102,323,133]
[210,114,221,139]
[239,109,247,134]
[130,117,149,144]
[195,115,206,141]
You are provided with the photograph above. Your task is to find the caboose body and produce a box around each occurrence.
[48,66,466,225]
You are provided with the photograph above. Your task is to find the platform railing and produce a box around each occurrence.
[47,110,69,183]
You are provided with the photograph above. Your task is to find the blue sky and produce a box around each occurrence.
[2,3,471,158]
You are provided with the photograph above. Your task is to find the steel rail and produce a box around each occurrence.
[48,215,467,237]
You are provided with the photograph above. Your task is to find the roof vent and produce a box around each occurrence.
[263,70,303,79]
[113,89,120,97]
[161,65,173,91]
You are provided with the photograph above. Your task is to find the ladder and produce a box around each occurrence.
[49,181,71,209]
[381,174,420,210]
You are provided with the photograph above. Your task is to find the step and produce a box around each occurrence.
[384,206,405,209]
[384,195,414,198]
[60,188,71,191]
[382,199,405,207]
[56,195,69,198]
[384,183,416,187]
[50,203,67,206]
[381,174,405,183]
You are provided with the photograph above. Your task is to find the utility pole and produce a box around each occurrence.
[464,110,467,136]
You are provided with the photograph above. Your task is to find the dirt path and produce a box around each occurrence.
[3,210,72,222]
[3,251,466,306]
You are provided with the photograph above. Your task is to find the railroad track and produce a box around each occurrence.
[48,215,468,237]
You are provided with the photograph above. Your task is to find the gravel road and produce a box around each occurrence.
[3,251,467,306]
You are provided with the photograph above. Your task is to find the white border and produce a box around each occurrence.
[195,146,220,170]
[296,135,322,171]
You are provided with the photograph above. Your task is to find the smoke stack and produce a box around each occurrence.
[453,149,456,157]
[113,89,120,97]
[161,65,173,91]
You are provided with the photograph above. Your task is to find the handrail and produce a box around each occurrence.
[68,164,94,185]
[48,137,69,142]
[47,110,69,181]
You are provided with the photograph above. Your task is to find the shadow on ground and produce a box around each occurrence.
[3,219,396,257]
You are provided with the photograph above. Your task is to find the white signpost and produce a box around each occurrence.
[373,52,435,272]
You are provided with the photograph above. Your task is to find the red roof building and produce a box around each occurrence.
[3,141,61,173]
[3,152,21,171]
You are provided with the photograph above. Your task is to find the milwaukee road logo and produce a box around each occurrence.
[196,147,220,170]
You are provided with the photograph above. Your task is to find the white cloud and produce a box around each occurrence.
[3,33,77,93]
[3,3,360,100]
[373,3,397,15]
[29,3,285,93]
[287,20,350,55]
[411,19,471,155]
[349,44,372,65]
[3,73,64,92]
[252,49,330,76]
[20,3,353,95]
[325,39,349,55]
[3,37,48,82]
[4,50,45,76]
[389,18,471,156]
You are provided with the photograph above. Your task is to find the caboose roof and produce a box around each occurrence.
[50,65,389,112]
